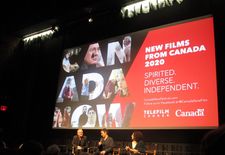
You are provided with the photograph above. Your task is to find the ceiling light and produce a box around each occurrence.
[88,17,93,23]
[23,26,58,43]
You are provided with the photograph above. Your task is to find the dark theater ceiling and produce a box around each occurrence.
[0,0,224,56]
[0,0,125,38]
[0,0,125,63]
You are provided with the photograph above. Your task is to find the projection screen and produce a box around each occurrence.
[52,16,218,129]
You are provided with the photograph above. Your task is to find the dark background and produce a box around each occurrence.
[0,0,225,153]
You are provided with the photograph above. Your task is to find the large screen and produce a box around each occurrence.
[53,16,218,129]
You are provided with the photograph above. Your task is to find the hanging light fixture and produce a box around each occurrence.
[23,26,59,43]
[85,7,93,23]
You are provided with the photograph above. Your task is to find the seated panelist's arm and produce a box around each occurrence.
[101,137,114,155]
[125,146,139,154]
[136,141,146,154]
[72,136,78,148]
[82,136,88,150]
[125,141,145,154]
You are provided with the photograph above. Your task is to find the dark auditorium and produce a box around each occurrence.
[0,0,225,155]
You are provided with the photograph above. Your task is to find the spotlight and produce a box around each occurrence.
[88,17,93,23]
[53,26,59,31]
[85,7,93,23]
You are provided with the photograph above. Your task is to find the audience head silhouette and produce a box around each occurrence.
[46,144,60,155]
[18,140,44,155]
[132,131,144,142]
[201,124,225,155]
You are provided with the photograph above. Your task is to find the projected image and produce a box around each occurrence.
[123,36,131,62]
[54,16,218,129]
[53,107,63,128]
[122,102,136,128]
[71,105,97,128]
[96,103,122,128]
[82,43,105,69]
[85,107,97,127]
[57,76,78,103]
[107,42,126,65]
[81,73,104,100]
[62,106,72,128]
[62,48,80,73]
[115,73,128,97]
[102,68,128,99]
[107,36,132,66]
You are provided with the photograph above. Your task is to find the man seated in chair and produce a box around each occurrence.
[95,128,114,155]
[72,128,88,155]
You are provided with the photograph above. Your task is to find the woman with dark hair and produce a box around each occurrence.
[125,131,146,154]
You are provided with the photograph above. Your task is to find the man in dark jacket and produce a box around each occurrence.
[72,128,88,155]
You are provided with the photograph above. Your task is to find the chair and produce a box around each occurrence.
[113,147,121,155]
[72,146,91,155]
[58,145,68,155]
[87,146,98,154]
[71,146,76,155]
[145,143,157,155]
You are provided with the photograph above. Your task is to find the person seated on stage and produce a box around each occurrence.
[125,131,146,155]
[72,128,88,155]
[96,128,114,155]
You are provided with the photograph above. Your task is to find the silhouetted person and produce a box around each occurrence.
[201,124,225,155]
[46,144,60,155]
[0,128,9,155]
[0,128,7,150]
[18,140,44,155]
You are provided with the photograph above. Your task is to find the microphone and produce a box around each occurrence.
[99,138,103,146]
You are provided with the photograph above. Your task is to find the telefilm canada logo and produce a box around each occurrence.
[144,109,170,118]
